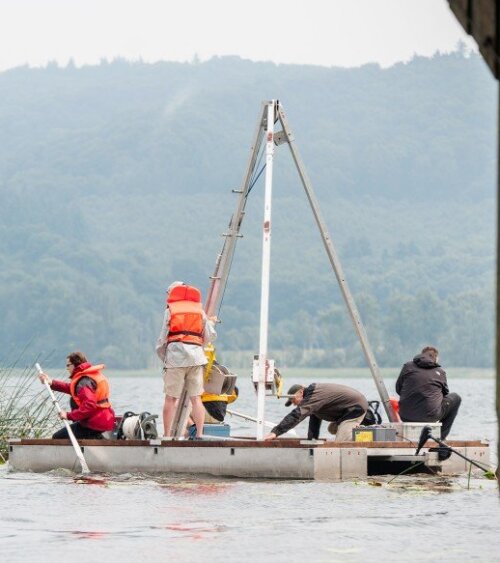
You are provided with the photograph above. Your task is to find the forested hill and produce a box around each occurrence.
[0,52,496,368]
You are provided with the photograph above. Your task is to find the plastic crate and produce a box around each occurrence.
[388,422,442,442]
[188,423,231,438]
[352,425,397,442]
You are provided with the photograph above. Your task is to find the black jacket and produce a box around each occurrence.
[396,353,449,421]
[271,383,368,439]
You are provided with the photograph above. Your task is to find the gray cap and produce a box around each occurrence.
[167,281,184,293]
[285,384,304,407]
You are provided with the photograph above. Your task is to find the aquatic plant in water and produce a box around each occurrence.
[0,357,59,460]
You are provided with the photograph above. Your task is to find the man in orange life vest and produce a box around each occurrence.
[156,281,217,438]
[38,351,115,439]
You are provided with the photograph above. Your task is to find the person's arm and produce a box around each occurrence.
[441,370,450,396]
[395,365,407,395]
[50,380,71,394]
[155,309,170,361]
[269,404,312,438]
[66,379,99,422]
[307,415,322,440]
[202,312,217,345]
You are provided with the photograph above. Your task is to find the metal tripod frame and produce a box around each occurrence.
[171,100,397,438]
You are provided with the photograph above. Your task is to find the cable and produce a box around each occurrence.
[247,135,266,194]
[387,461,426,484]
[215,139,266,318]
[248,163,266,195]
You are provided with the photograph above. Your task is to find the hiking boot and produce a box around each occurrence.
[430,445,452,461]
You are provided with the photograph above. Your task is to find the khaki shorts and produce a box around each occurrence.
[327,412,366,442]
[163,366,204,398]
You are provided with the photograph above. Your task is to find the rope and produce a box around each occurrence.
[203,343,217,383]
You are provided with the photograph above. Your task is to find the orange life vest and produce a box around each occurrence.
[166,284,204,346]
[69,364,111,408]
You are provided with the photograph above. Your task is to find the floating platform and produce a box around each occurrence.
[7,438,490,480]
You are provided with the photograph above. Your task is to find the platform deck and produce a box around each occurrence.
[7,438,490,480]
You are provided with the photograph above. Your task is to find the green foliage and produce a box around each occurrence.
[0,53,496,368]
[0,354,59,459]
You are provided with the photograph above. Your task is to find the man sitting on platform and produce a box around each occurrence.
[396,346,461,440]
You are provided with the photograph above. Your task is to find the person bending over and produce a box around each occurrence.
[264,382,368,441]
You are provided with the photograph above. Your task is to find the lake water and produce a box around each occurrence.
[1,374,499,562]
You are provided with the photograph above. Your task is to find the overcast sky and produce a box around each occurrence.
[0,0,475,72]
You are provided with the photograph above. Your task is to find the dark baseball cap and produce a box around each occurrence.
[284,384,304,407]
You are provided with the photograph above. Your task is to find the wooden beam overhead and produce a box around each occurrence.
[448,0,499,78]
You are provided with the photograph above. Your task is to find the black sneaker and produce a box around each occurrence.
[430,445,452,461]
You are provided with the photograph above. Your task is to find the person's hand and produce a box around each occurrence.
[208,315,218,323]
[38,373,52,386]
[264,432,277,441]
[58,410,68,420]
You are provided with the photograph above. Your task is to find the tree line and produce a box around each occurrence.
[0,51,496,367]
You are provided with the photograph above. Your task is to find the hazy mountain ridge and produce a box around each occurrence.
[0,52,496,367]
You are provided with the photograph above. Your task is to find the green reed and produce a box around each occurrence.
[0,351,59,461]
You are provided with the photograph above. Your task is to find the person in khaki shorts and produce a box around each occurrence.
[156,281,217,438]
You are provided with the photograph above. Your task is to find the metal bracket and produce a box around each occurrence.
[274,131,288,146]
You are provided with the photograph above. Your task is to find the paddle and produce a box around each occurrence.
[35,362,91,475]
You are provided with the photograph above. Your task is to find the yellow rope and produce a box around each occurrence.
[203,343,216,383]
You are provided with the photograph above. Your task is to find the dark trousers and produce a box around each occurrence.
[439,392,461,439]
[52,422,104,440]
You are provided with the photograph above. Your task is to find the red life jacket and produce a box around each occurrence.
[166,285,204,346]
[69,364,111,408]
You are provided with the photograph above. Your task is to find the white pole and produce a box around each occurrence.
[35,363,91,474]
[227,408,297,436]
[256,101,275,440]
